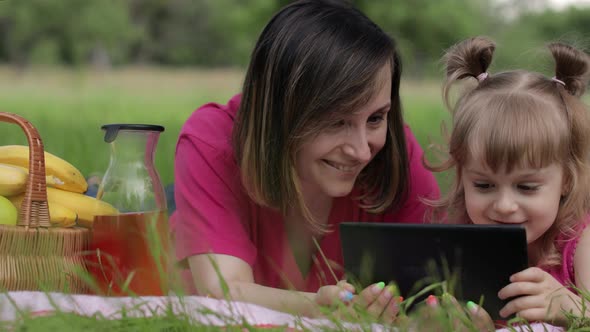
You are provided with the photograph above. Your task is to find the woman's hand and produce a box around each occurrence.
[313,280,357,319]
[409,294,495,332]
[460,297,495,331]
[351,282,402,323]
[314,281,402,323]
[314,280,356,307]
[498,267,583,326]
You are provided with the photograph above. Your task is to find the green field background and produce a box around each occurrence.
[0,67,452,191]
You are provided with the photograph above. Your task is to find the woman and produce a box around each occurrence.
[171,0,439,321]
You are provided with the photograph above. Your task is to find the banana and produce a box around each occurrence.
[0,163,27,196]
[46,187,119,228]
[7,164,66,188]
[0,145,88,193]
[8,194,78,228]
[48,203,77,227]
[0,163,69,195]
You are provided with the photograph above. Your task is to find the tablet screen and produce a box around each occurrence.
[339,222,528,320]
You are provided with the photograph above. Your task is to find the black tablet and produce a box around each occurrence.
[339,222,528,320]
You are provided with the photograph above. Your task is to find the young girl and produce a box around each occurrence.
[429,36,590,327]
[170,0,440,321]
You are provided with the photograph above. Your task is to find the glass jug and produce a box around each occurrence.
[89,124,171,296]
[97,124,167,212]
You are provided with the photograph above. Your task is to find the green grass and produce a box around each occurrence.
[0,66,450,189]
[0,66,244,186]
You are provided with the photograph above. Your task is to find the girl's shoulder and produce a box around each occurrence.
[557,216,590,250]
[554,216,590,286]
[565,215,590,242]
[573,217,590,251]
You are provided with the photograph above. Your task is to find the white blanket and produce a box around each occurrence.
[0,292,562,331]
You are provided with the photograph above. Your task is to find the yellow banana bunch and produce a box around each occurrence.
[0,145,88,193]
[0,163,28,196]
[0,163,73,196]
[46,187,119,228]
[7,164,66,187]
[8,194,78,228]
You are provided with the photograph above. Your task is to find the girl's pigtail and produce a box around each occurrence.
[548,43,590,234]
[442,36,496,110]
[548,42,590,97]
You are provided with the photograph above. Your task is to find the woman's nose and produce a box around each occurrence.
[341,128,371,162]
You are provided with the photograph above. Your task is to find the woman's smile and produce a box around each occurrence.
[322,159,361,173]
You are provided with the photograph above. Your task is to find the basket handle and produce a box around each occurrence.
[0,112,50,228]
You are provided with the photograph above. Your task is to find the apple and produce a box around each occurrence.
[0,195,17,226]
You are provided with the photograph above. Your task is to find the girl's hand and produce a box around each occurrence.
[498,267,583,326]
[351,282,402,323]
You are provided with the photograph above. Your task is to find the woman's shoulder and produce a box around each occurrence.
[179,94,242,151]
[402,124,422,156]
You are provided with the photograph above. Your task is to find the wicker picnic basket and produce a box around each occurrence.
[0,112,90,292]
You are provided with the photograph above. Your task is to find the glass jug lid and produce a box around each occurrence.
[102,124,165,143]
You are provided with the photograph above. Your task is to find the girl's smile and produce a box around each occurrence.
[462,160,565,246]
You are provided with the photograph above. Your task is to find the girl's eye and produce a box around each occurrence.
[473,182,493,190]
[517,184,539,191]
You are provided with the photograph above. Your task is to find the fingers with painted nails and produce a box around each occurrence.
[411,293,494,332]
[352,281,404,323]
[314,280,356,307]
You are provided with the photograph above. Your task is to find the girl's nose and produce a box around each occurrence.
[493,191,518,215]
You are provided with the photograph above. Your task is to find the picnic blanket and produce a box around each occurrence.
[0,292,563,331]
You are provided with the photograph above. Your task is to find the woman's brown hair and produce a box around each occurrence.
[427,36,590,268]
[233,0,409,233]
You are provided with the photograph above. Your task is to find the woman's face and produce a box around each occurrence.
[295,63,392,200]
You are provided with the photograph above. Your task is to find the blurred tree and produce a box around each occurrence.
[0,0,587,73]
[493,6,590,72]
[276,0,294,8]
[65,0,140,67]
[127,0,276,66]
[0,0,139,67]
[354,0,498,77]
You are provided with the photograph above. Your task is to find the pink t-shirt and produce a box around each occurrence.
[170,94,440,293]
[547,219,589,287]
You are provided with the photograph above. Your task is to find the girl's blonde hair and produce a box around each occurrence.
[428,36,590,268]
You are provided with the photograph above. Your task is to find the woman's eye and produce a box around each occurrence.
[368,114,384,124]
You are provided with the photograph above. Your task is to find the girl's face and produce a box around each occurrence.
[295,64,391,201]
[461,159,565,245]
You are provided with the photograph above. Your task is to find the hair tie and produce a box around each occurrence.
[476,72,489,82]
[551,76,566,87]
